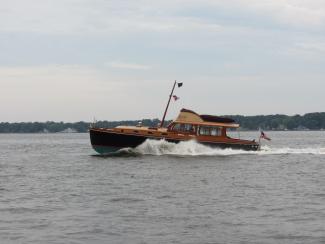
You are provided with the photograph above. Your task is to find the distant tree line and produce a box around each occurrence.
[0,113,325,133]
[0,119,163,133]
[228,112,325,130]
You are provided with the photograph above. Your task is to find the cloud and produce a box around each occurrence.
[0,64,96,78]
[0,0,222,35]
[2,0,324,36]
[106,61,151,70]
[1,1,325,121]
[0,65,110,103]
[295,41,325,52]
[241,0,325,28]
[0,64,173,121]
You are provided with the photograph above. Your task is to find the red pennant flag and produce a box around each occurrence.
[172,95,179,101]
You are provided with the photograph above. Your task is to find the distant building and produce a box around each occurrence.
[59,128,77,133]
[295,125,309,131]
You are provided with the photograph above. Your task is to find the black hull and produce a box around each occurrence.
[89,129,259,154]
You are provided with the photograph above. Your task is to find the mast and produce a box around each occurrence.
[160,80,177,127]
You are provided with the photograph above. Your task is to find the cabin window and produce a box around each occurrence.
[172,123,180,131]
[199,126,210,136]
[199,126,221,136]
[211,127,221,136]
[184,124,194,132]
[172,123,194,133]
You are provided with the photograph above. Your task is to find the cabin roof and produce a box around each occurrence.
[174,108,239,128]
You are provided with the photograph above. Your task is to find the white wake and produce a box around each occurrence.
[127,139,325,156]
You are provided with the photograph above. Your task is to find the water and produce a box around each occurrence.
[0,131,324,244]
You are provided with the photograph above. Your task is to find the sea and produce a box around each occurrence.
[0,131,324,244]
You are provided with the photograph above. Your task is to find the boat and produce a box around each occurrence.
[89,81,259,154]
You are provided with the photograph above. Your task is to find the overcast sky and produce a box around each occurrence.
[1,0,325,122]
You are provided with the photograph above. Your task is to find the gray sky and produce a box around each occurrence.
[1,0,325,122]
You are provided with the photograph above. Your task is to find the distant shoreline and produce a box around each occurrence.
[1,112,325,133]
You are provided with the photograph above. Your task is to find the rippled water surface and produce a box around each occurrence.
[0,131,325,244]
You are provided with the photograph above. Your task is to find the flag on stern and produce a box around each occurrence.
[172,95,180,101]
[260,131,271,141]
[177,82,183,88]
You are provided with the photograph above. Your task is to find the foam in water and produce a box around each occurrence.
[128,139,325,156]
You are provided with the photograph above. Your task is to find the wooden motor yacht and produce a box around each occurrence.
[89,81,259,154]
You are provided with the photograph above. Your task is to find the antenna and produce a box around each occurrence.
[160,81,177,127]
